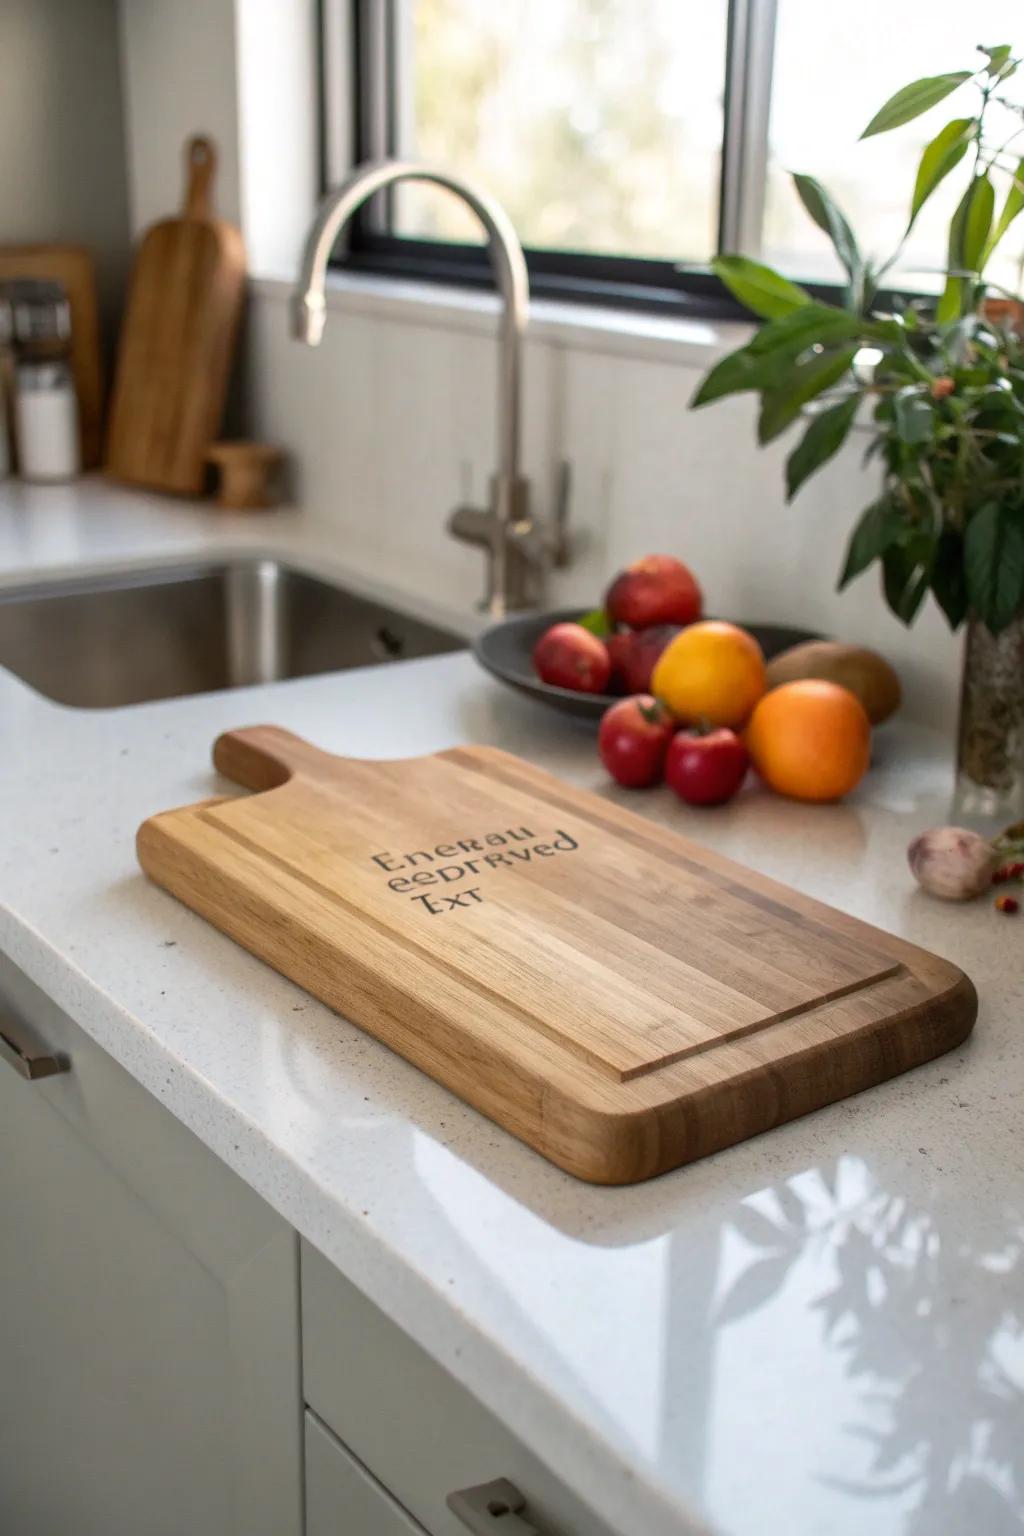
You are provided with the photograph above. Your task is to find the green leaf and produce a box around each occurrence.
[985,154,1024,260]
[932,173,992,319]
[792,174,862,289]
[838,498,904,588]
[882,542,932,624]
[936,275,964,324]
[962,173,995,272]
[964,501,1024,631]
[692,307,863,408]
[861,72,972,139]
[712,255,812,320]
[577,607,611,638]
[893,388,936,443]
[936,178,985,322]
[909,118,975,224]
[746,303,864,357]
[946,178,973,271]
[692,339,812,407]
[931,529,968,629]
[758,347,858,444]
[980,43,1012,78]
[785,395,860,499]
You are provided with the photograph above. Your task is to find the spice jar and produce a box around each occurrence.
[14,360,80,481]
[9,279,80,482]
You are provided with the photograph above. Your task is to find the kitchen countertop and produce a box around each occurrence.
[1,480,1021,1536]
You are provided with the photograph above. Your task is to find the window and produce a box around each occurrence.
[328,0,1024,315]
[390,0,728,265]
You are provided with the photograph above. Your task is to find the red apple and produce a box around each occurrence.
[533,622,611,694]
[665,728,748,806]
[606,624,681,695]
[598,695,676,788]
[605,555,703,630]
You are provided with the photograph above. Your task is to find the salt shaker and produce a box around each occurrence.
[14,360,80,481]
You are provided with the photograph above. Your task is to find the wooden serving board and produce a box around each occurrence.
[105,136,245,494]
[138,728,977,1184]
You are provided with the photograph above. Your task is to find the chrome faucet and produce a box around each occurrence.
[292,160,570,617]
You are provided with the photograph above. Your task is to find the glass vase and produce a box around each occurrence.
[955,614,1024,821]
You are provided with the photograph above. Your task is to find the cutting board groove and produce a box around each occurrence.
[138,727,977,1182]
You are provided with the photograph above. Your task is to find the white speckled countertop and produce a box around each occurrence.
[1,481,1021,1536]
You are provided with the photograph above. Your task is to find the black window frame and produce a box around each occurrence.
[323,0,844,322]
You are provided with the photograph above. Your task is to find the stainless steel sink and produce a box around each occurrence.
[0,560,465,708]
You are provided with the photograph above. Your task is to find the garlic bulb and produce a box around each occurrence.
[907,826,997,901]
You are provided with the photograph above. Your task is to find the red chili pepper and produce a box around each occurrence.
[994,894,1019,914]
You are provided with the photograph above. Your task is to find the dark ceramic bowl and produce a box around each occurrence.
[473,608,824,720]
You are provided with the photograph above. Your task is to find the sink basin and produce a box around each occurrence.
[0,560,465,708]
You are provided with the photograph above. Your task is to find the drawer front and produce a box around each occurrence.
[306,1411,427,1536]
[0,956,302,1536]
[301,1239,616,1536]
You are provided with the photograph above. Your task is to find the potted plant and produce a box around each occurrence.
[693,44,1024,816]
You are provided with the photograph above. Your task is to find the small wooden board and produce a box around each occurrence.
[0,244,104,466]
[138,727,977,1183]
[105,136,245,495]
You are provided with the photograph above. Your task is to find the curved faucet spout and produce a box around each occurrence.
[293,159,528,497]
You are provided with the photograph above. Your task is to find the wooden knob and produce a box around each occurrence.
[206,440,283,510]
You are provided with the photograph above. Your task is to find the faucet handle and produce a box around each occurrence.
[447,504,495,549]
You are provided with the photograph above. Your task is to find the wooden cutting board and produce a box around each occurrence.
[0,244,104,466]
[105,136,245,494]
[137,727,977,1184]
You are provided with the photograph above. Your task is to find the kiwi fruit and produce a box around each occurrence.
[766,641,901,725]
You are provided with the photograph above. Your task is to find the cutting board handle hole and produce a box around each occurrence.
[184,135,217,218]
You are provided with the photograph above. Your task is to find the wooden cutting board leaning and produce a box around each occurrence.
[105,136,245,494]
[137,728,977,1183]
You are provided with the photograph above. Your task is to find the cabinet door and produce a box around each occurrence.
[0,957,302,1536]
[306,1411,428,1536]
[302,1240,617,1536]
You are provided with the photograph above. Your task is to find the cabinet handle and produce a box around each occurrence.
[0,1009,69,1081]
[447,1478,545,1535]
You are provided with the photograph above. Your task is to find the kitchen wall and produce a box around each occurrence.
[116,0,963,733]
[244,280,962,732]
[0,0,131,334]
[118,0,242,235]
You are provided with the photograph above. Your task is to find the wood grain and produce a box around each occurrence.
[137,727,977,1183]
[206,440,282,509]
[105,136,245,495]
[0,244,104,466]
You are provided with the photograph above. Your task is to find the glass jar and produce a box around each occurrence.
[955,614,1024,820]
[14,359,80,482]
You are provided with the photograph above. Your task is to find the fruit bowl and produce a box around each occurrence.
[473,608,824,720]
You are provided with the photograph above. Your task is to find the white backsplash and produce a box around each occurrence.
[244,283,962,734]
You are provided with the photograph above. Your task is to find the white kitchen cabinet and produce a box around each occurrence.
[306,1409,429,1535]
[0,956,303,1536]
[0,951,617,1536]
[302,1238,617,1536]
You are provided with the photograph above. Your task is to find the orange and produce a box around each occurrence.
[651,620,766,728]
[745,680,870,802]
